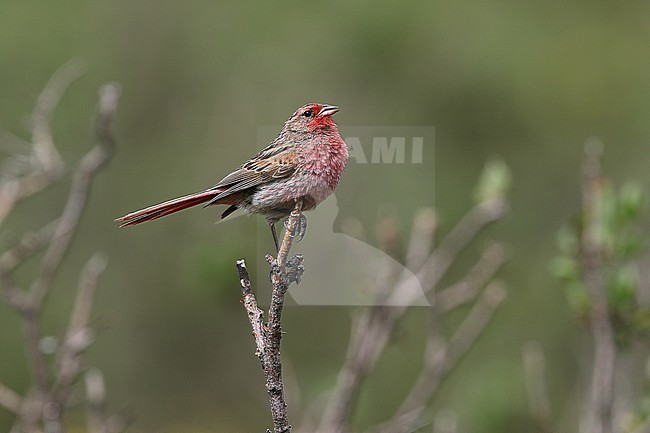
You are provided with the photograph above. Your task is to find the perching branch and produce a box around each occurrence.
[236,203,306,433]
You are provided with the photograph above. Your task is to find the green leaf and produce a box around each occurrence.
[615,231,645,259]
[608,264,638,308]
[618,181,644,223]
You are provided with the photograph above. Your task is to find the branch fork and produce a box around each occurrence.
[236,202,307,433]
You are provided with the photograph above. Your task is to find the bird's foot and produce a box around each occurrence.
[284,213,308,242]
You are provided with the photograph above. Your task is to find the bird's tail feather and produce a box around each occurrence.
[115,190,219,227]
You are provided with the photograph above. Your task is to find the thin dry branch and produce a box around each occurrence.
[317,307,394,433]
[385,198,508,308]
[84,368,128,433]
[405,208,437,271]
[0,75,121,433]
[317,199,508,433]
[237,261,266,359]
[237,203,306,433]
[0,222,58,313]
[436,242,506,312]
[580,140,616,433]
[55,254,108,404]
[30,58,85,174]
[523,341,551,433]
[0,222,57,275]
[0,381,22,414]
[9,83,121,407]
[376,282,507,433]
[29,82,120,309]
[421,197,508,291]
[85,369,107,433]
[0,59,84,226]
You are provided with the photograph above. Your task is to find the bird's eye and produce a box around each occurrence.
[302,110,313,118]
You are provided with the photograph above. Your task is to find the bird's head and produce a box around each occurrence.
[284,103,339,133]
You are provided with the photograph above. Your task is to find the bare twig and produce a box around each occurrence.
[29,82,120,309]
[385,198,508,308]
[0,381,22,414]
[317,199,508,433]
[0,222,58,313]
[237,203,305,433]
[11,83,120,407]
[22,304,50,396]
[31,58,84,175]
[317,307,393,433]
[0,72,121,433]
[376,282,507,433]
[580,140,616,433]
[84,368,128,433]
[237,260,266,359]
[436,242,506,312]
[421,197,508,291]
[84,368,107,433]
[523,341,551,432]
[0,59,84,226]
[55,254,108,404]
[405,207,437,271]
[0,222,58,275]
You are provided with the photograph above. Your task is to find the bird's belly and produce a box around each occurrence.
[247,171,334,219]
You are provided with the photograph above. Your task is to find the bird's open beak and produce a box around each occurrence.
[318,104,339,117]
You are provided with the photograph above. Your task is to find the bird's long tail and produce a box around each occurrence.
[115,190,220,227]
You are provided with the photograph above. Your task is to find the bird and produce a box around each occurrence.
[115,103,349,252]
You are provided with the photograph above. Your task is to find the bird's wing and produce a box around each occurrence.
[207,143,298,203]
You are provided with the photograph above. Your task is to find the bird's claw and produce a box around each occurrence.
[284,214,308,242]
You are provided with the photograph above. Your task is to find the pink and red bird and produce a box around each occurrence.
[115,103,349,250]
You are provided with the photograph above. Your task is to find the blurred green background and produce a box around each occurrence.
[1,1,649,432]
